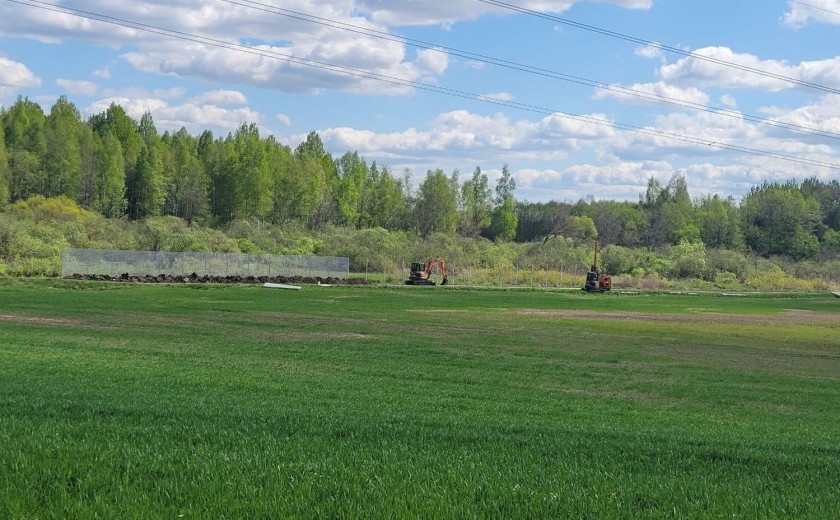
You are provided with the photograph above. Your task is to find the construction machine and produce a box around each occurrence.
[583,241,611,292]
[405,257,448,286]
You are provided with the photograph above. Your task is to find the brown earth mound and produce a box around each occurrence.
[64,273,369,285]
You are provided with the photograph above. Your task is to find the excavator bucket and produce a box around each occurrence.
[440,276,448,286]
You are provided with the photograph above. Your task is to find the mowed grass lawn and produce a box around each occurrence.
[1,280,838,518]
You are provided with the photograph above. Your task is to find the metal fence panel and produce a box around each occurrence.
[61,248,349,279]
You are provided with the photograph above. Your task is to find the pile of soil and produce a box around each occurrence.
[64,273,369,285]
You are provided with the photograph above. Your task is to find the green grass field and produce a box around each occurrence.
[1,280,838,518]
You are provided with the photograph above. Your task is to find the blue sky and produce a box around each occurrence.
[1,0,839,202]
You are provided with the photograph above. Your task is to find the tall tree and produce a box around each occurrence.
[414,169,458,236]
[43,96,82,198]
[266,137,294,225]
[77,124,98,209]
[369,165,408,230]
[741,181,821,259]
[494,163,516,205]
[335,151,367,227]
[489,196,518,241]
[460,166,492,236]
[697,194,744,250]
[167,128,208,224]
[133,112,166,219]
[640,173,699,247]
[3,97,46,199]
[95,132,126,218]
[3,96,47,158]
[0,124,9,208]
[7,151,41,202]
[90,104,142,217]
[489,164,518,241]
[800,176,840,232]
[293,132,335,228]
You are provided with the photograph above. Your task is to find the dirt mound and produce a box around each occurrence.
[64,273,369,285]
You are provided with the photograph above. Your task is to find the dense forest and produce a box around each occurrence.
[1,96,839,289]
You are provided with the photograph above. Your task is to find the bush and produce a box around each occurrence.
[667,241,707,279]
[705,249,750,281]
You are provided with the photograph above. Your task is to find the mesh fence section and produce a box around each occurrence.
[61,249,349,279]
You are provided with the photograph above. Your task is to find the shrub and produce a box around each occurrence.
[667,241,707,279]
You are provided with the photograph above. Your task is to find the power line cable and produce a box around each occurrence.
[788,0,840,19]
[475,0,840,96]
[6,0,840,171]
[218,0,840,142]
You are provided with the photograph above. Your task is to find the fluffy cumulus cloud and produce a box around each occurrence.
[0,1,659,96]
[782,0,840,27]
[657,46,840,92]
[593,81,709,107]
[317,109,616,162]
[57,78,97,96]
[0,0,454,95]
[191,89,248,105]
[0,56,40,101]
[0,56,41,88]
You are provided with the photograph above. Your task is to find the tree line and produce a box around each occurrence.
[1,96,838,260]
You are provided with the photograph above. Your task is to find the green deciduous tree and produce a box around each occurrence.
[369,166,408,230]
[0,124,9,208]
[90,104,143,217]
[335,151,367,227]
[640,173,699,247]
[43,96,82,199]
[414,169,458,236]
[166,128,208,225]
[697,194,744,250]
[460,166,492,237]
[77,124,98,210]
[8,150,42,202]
[96,133,126,218]
[741,181,821,259]
[488,164,518,241]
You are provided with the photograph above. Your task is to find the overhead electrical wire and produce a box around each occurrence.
[5,0,840,171]
[218,0,840,142]
[475,0,840,96]
[788,0,840,19]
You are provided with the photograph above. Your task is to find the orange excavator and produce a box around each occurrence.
[583,241,611,292]
[405,257,448,286]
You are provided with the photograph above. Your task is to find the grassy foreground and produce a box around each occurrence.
[1,280,838,518]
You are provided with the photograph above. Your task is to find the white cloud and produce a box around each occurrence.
[315,109,615,166]
[56,78,97,96]
[782,0,840,27]
[414,48,449,76]
[0,56,41,88]
[635,43,664,60]
[479,92,515,102]
[719,94,738,108]
[658,46,840,92]
[191,89,248,105]
[93,66,111,79]
[276,113,292,126]
[593,81,709,107]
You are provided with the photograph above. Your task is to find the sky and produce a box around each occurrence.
[1,0,839,203]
